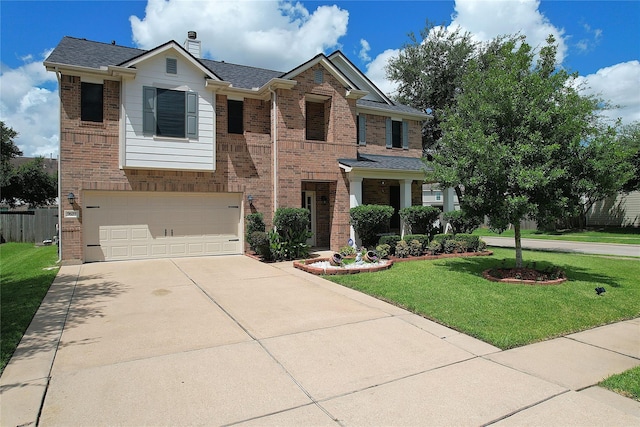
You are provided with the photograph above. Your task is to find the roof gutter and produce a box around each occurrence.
[44,61,137,79]
[357,104,429,121]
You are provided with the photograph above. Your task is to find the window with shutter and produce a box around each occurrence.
[358,115,366,145]
[142,87,198,138]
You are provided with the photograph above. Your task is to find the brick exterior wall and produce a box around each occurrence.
[274,64,358,250]
[59,76,274,262]
[59,61,424,261]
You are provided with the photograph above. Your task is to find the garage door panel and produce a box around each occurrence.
[83,191,242,262]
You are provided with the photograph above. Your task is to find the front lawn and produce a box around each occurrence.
[0,243,59,373]
[599,366,640,401]
[326,248,640,349]
[473,227,640,245]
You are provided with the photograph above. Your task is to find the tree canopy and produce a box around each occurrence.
[429,35,631,267]
[386,22,477,154]
[0,121,57,208]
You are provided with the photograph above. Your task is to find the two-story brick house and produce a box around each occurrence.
[44,33,428,263]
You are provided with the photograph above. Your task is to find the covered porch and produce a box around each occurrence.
[339,153,427,245]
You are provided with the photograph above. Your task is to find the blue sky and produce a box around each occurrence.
[1,0,639,157]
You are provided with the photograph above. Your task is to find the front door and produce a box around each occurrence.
[302,191,316,246]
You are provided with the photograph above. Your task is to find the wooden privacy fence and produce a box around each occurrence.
[0,208,59,243]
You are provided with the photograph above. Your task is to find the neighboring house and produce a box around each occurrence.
[422,183,459,211]
[586,191,640,228]
[44,33,427,263]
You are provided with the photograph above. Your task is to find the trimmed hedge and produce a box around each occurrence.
[399,205,441,235]
[350,205,394,248]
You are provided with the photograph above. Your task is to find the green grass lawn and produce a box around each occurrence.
[473,227,640,245]
[1,243,59,373]
[599,366,640,402]
[326,248,640,350]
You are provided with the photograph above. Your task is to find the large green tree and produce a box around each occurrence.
[1,121,57,208]
[431,35,629,267]
[618,122,640,193]
[386,22,477,155]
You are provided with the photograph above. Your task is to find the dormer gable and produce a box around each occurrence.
[119,40,222,82]
[328,51,392,104]
[282,54,367,100]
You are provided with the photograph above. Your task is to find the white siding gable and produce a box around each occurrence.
[122,50,215,171]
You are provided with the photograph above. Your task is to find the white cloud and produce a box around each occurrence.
[365,0,568,98]
[359,39,371,62]
[129,0,349,71]
[364,48,400,97]
[448,0,567,63]
[0,51,59,158]
[575,61,640,126]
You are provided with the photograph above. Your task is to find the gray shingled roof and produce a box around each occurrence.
[200,59,283,89]
[339,154,429,172]
[45,37,147,69]
[45,37,424,115]
[357,99,425,116]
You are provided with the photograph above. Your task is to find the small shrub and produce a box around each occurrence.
[395,240,410,258]
[432,234,455,245]
[455,234,480,252]
[403,234,429,251]
[339,245,356,257]
[409,239,423,257]
[376,244,391,259]
[251,231,272,261]
[427,240,442,255]
[443,239,459,254]
[246,213,266,248]
[378,235,401,254]
[350,205,394,248]
[273,207,311,260]
[399,205,441,235]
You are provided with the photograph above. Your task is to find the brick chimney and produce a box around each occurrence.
[184,31,201,58]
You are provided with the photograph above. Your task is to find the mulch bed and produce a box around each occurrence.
[483,267,567,285]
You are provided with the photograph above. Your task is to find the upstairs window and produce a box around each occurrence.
[143,87,198,138]
[227,100,243,134]
[81,82,103,123]
[392,120,402,148]
[385,118,409,149]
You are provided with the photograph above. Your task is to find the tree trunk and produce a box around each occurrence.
[514,222,523,268]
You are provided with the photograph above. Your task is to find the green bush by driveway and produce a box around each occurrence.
[326,248,640,349]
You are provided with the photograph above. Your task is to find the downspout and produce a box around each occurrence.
[54,68,62,263]
[269,87,278,219]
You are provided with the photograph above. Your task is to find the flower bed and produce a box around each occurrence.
[293,258,393,275]
[389,250,493,263]
[482,267,567,285]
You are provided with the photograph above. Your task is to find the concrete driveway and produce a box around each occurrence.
[2,255,639,426]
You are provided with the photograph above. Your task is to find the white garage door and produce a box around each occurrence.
[83,191,243,262]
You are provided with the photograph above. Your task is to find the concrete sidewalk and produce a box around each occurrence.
[483,236,640,257]
[1,255,639,426]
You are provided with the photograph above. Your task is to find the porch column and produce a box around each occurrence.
[400,179,413,237]
[349,176,363,244]
[443,187,455,212]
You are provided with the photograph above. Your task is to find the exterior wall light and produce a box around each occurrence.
[68,192,76,206]
[247,194,254,206]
